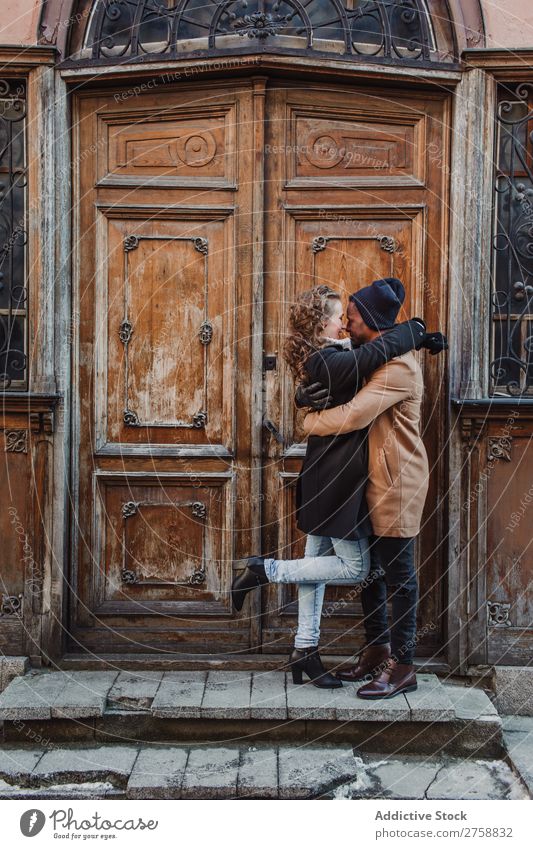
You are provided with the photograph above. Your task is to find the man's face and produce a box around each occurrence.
[346,301,372,344]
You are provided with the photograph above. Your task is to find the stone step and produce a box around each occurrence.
[0,743,527,800]
[0,670,503,757]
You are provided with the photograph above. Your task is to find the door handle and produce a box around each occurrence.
[263,417,286,447]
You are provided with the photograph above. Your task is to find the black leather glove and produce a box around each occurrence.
[295,381,333,410]
[419,331,448,355]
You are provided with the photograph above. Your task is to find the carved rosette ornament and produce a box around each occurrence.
[488,437,512,463]
[487,601,512,628]
[4,429,28,453]
[0,594,23,617]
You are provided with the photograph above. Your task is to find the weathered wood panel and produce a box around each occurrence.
[71,80,259,655]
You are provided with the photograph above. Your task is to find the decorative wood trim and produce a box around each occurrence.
[448,68,495,400]
[0,46,57,66]
[462,48,533,73]
[0,393,61,434]
[248,76,267,649]
[460,416,486,451]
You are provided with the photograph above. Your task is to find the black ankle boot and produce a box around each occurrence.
[288,646,342,689]
[231,557,268,611]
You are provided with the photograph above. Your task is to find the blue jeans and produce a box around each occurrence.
[264,534,370,649]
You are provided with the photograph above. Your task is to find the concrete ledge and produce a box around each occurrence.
[502,716,533,797]
[0,658,29,693]
[493,667,533,716]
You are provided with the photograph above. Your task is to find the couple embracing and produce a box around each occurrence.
[232,277,447,700]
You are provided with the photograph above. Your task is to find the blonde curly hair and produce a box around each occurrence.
[283,285,342,382]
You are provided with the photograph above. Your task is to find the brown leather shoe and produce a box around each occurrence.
[356,659,417,699]
[334,642,391,682]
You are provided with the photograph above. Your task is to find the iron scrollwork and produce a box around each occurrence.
[123,408,141,426]
[119,319,133,343]
[121,566,206,586]
[81,1,444,65]
[199,320,213,344]
[311,233,397,255]
[124,234,140,252]
[192,501,207,518]
[491,84,533,396]
[122,500,139,518]
[0,79,28,389]
[376,234,397,253]
[192,410,207,428]
[0,594,23,617]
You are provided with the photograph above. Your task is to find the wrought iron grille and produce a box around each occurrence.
[80,0,441,63]
[491,84,533,397]
[0,79,27,390]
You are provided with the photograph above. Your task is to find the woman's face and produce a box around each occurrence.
[321,298,345,340]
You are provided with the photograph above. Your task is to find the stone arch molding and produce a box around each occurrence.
[39,0,485,65]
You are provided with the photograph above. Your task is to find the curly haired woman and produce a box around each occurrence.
[231,283,425,688]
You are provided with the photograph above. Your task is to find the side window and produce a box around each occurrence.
[0,78,27,389]
[491,83,533,397]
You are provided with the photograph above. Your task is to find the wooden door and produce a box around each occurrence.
[71,75,451,660]
[262,81,451,657]
[71,79,265,655]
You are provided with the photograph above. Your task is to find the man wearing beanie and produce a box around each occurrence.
[301,277,447,699]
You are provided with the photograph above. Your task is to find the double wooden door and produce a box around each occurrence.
[70,76,450,658]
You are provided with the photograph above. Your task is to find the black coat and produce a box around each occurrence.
[295,323,422,540]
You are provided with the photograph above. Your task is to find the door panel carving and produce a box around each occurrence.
[285,104,426,187]
[91,475,233,617]
[98,105,237,187]
[96,212,233,449]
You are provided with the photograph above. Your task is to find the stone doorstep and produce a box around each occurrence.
[493,667,533,717]
[502,716,533,798]
[0,745,527,801]
[0,670,499,725]
[0,657,29,693]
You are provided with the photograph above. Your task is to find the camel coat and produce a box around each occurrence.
[303,352,429,538]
